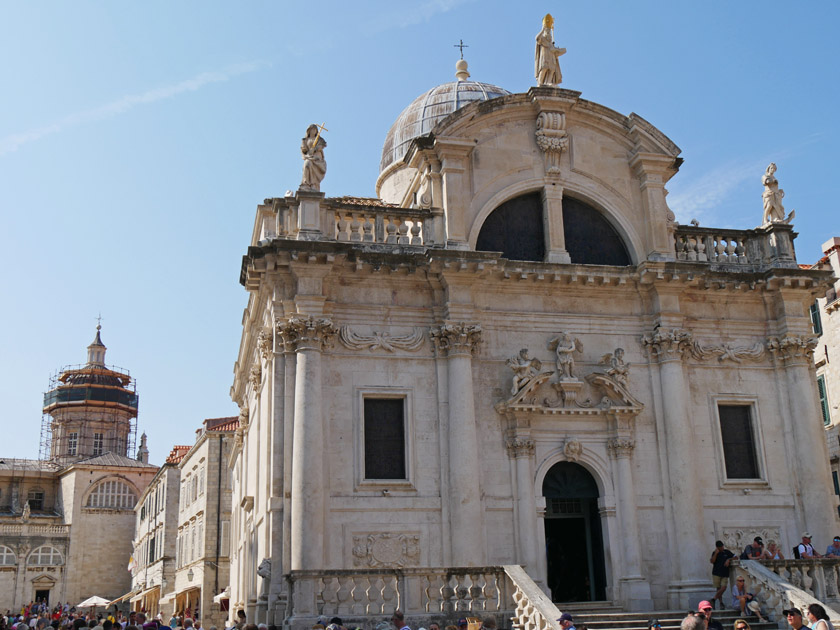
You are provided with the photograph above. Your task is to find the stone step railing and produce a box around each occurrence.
[281,565,559,630]
[673,224,798,268]
[735,560,840,628]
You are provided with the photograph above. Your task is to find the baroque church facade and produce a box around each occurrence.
[0,328,158,610]
[227,30,836,624]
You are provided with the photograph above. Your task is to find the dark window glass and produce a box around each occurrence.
[476,192,545,262]
[818,375,831,425]
[562,197,631,265]
[833,471,839,496]
[27,490,44,511]
[719,405,759,479]
[364,398,405,480]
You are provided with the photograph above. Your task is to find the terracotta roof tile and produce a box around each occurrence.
[208,418,239,432]
[165,445,192,464]
[326,196,399,208]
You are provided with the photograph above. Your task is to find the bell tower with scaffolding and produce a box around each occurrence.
[40,325,139,466]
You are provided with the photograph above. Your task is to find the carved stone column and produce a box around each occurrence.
[507,436,540,578]
[607,436,652,610]
[277,315,337,571]
[768,335,835,544]
[542,184,571,264]
[431,322,485,565]
[641,327,708,606]
[629,151,679,261]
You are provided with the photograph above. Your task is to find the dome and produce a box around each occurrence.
[380,79,511,173]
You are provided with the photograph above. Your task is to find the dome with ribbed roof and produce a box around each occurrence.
[380,63,510,173]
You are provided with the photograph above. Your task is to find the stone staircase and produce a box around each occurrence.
[554,602,779,630]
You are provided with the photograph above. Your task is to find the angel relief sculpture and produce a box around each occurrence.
[506,348,542,395]
[548,332,582,379]
[599,348,629,386]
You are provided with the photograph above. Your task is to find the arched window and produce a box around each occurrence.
[562,196,631,265]
[476,192,545,262]
[86,479,138,509]
[28,546,63,566]
[0,545,16,566]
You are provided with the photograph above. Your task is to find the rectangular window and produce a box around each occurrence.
[818,375,831,425]
[67,432,78,456]
[833,471,840,496]
[198,468,205,496]
[93,432,104,456]
[363,398,406,480]
[221,520,230,556]
[148,536,156,564]
[811,301,824,335]
[719,404,760,479]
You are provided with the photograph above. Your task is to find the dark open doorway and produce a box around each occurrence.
[35,589,50,605]
[543,462,607,602]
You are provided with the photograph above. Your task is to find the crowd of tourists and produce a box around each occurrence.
[0,606,220,630]
[679,602,836,630]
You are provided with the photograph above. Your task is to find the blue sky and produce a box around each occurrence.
[2,1,838,464]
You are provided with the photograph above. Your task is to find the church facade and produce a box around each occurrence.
[228,46,836,622]
[0,329,158,610]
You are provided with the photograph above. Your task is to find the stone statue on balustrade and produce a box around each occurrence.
[300,123,327,191]
[600,348,629,386]
[506,348,543,395]
[535,14,566,86]
[761,163,794,226]
[548,332,582,379]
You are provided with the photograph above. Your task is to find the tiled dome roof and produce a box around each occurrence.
[380,79,510,173]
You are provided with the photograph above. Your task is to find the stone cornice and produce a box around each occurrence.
[430,322,482,358]
[275,316,338,353]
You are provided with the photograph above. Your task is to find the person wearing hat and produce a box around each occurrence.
[825,536,840,558]
[456,619,467,630]
[784,607,806,630]
[797,533,821,559]
[647,619,661,630]
[739,537,763,560]
[698,600,723,630]
[556,613,575,630]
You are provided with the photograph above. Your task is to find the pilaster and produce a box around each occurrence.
[629,152,679,261]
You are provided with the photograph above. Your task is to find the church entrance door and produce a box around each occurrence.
[542,462,606,602]
[35,589,50,605]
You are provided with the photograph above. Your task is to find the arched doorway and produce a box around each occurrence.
[542,462,607,602]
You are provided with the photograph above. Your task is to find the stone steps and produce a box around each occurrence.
[552,602,777,630]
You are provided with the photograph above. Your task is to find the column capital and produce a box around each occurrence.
[275,316,337,353]
[431,321,482,357]
[607,437,636,459]
[767,334,819,364]
[506,437,536,459]
[641,327,693,362]
[257,328,274,362]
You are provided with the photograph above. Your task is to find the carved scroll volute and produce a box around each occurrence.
[535,111,568,176]
[430,322,482,357]
[767,335,819,365]
[275,316,337,353]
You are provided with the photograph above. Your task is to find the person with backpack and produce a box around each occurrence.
[795,532,821,559]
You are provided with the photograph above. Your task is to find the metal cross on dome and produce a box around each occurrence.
[453,39,468,59]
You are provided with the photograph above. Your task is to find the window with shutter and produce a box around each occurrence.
[818,375,831,425]
[811,301,823,335]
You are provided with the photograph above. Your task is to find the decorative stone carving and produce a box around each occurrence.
[416,164,434,209]
[430,322,482,357]
[534,13,566,86]
[599,348,629,385]
[275,316,337,352]
[21,501,30,523]
[249,363,262,391]
[300,123,327,192]
[535,111,568,175]
[641,327,694,360]
[506,349,543,395]
[563,439,582,461]
[338,326,424,352]
[761,163,794,226]
[767,335,819,362]
[720,526,782,553]
[257,558,271,598]
[351,533,420,568]
[548,332,582,379]
[689,340,766,363]
[257,328,274,362]
[607,437,635,458]
[506,436,535,458]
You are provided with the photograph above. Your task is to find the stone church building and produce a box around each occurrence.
[228,39,836,624]
[0,328,158,610]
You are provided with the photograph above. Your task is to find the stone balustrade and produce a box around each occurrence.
[0,522,69,536]
[673,223,798,269]
[333,208,429,245]
[281,565,556,630]
[734,560,840,627]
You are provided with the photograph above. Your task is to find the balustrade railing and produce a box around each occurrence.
[0,522,69,535]
[673,224,798,268]
[333,209,426,245]
[282,565,556,630]
[735,560,840,627]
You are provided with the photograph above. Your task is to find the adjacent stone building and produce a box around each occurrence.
[226,47,837,623]
[813,237,840,512]
[0,328,158,610]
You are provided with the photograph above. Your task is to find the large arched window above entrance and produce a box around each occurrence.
[475,192,545,262]
[0,545,16,566]
[562,196,631,265]
[28,545,64,566]
[86,478,138,509]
